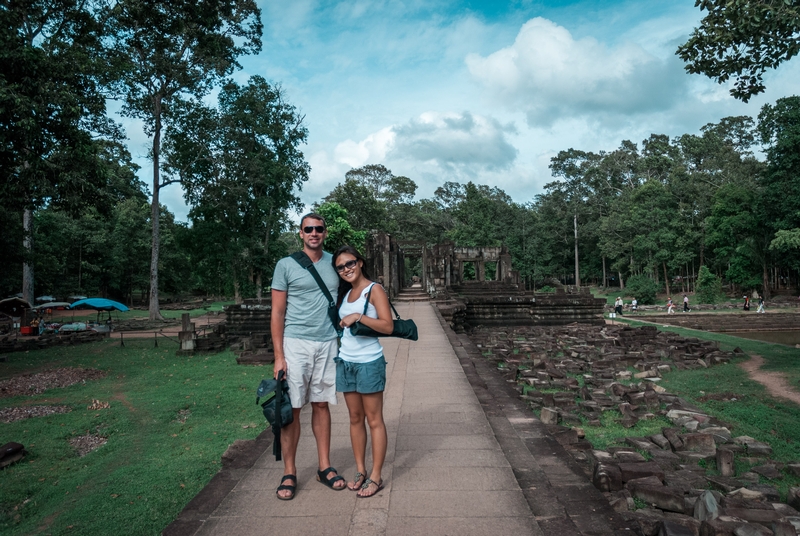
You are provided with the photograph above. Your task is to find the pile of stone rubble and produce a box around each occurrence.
[470,324,800,536]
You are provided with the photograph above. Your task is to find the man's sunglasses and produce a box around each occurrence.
[302,225,326,234]
[335,260,358,273]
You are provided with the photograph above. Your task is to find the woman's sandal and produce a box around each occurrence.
[276,474,297,500]
[357,478,384,498]
[348,472,366,491]
[316,467,346,490]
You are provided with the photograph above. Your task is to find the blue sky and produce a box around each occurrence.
[119,0,800,221]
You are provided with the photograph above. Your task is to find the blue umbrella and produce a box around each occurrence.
[70,298,130,312]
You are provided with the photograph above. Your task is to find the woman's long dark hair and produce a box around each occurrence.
[332,245,373,306]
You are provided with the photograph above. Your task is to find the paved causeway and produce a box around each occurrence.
[166,302,630,536]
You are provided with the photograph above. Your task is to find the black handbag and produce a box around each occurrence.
[256,370,293,461]
[349,285,418,341]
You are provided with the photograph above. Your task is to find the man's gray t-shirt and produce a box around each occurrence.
[271,251,339,341]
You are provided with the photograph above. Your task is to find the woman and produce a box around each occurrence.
[332,245,394,498]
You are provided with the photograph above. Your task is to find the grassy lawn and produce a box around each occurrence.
[0,337,267,536]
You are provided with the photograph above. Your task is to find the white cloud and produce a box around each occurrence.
[391,111,518,170]
[466,17,688,125]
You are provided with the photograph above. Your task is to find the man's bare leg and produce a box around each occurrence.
[311,401,346,489]
[277,408,302,499]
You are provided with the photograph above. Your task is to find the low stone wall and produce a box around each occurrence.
[0,331,108,356]
[467,324,800,536]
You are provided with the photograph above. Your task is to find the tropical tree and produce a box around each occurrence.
[104,0,262,318]
[677,0,800,101]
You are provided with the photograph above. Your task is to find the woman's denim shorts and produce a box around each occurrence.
[335,356,386,394]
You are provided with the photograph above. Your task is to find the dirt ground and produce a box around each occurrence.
[738,354,800,406]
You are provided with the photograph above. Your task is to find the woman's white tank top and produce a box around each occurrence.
[338,283,384,363]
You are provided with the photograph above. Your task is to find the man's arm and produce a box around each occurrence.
[271,288,287,379]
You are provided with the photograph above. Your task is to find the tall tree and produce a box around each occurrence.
[104,0,262,319]
[677,0,800,101]
[1,0,113,305]
[164,77,308,302]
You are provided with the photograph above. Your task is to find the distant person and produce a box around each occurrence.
[614,296,623,315]
[683,295,690,312]
[631,298,638,313]
[743,295,750,311]
[667,297,675,314]
[757,296,765,313]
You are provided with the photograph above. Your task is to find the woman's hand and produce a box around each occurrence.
[339,313,362,328]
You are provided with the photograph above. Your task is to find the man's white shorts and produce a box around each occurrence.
[283,337,338,408]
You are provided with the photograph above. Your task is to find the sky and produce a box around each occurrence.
[117,0,800,222]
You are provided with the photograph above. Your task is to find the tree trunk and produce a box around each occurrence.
[233,263,242,304]
[148,94,164,321]
[762,262,771,299]
[22,208,34,306]
[602,256,607,289]
[663,261,670,298]
[573,213,580,288]
[618,271,624,290]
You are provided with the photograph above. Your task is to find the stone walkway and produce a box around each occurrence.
[165,302,632,536]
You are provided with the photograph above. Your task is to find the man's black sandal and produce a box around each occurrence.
[276,474,297,500]
[316,467,345,490]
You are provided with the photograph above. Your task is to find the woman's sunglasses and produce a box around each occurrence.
[302,225,326,234]
[335,260,358,273]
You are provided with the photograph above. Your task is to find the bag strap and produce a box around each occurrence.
[290,251,339,330]
[361,283,402,320]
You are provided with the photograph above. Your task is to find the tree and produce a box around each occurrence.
[316,202,366,253]
[677,0,800,101]
[104,0,262,319]
[1,0,114,305]
[164,77,308,302]
[696,265,723,304]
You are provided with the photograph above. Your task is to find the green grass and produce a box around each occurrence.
[581,410,673,451]
[0,337,266,535]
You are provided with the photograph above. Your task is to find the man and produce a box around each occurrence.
[270,213,346,500]
[683,295,690,312]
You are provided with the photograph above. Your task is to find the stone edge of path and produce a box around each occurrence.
[162,430,274,536]
[431,307,640,536]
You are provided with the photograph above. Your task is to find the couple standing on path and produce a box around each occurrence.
[269,213,395,501]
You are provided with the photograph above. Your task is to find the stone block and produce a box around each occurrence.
[651,434,671,449]
[787,464,800,478]
[540,407,559,424]
[727,489,766,501]
[746,485,781,503]
[661,520,700,536]
[786,488,800,511]
[664,428,685,450]
[733,524,774,536]
[626,475,666,489]
[664,513,703,536]
[619,462,666,483]
[751,465,783,481]
[626,436,658,451]
[772,504,800,518]
[700,427,732,443]
[770,522,795,536]
[609,489,635,512]
[717,448,736,477]
[722,508,782,527]
[616,451,648,463]
[694,490,721,522]
[701,518,747,536]
[707,476,744,493]
[627,508,667,536]
[679,433,717,454]
[632,485,687,513]
[594,462,623,492]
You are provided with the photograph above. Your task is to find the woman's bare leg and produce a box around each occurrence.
[344,392,367,489]
[358,391,386,496]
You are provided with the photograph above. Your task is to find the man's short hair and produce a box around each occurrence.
[300,212,326,229]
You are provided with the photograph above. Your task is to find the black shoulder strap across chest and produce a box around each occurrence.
[290,251,342,335]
